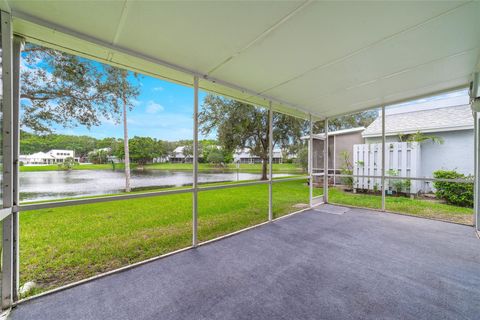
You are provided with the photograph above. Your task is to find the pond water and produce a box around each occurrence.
[20,169,294,202]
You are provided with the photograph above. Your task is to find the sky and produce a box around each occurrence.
[48,75,211,141]
[21,49,211,141]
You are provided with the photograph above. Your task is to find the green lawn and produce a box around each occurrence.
[19,181,471,297]
[146,162,303,172]
[20,162,303,173]
[20,163,120,172]
[328,187,473,225]
[20,179,318,296]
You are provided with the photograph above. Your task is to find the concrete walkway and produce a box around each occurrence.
[10,205,480,320]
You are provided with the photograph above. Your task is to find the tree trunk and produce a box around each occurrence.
[261,158,268,180]
[122,77,131,193]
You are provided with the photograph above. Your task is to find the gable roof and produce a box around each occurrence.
[362,104,473,138]
[22,152,55,159]
[301,127,365,140]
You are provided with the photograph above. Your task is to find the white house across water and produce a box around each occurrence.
[19,149,77,165]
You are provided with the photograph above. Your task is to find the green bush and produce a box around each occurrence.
[206,149,224,165]
[295,147,308,172]
[433,170,473,208]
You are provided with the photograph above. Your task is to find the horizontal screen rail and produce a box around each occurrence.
[197,176,309,192]
[198,180,269,192]
[18,188,194,212]
[272,176,309,183]
[325,173,473,184]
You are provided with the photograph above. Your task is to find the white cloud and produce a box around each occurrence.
[131,99,142,107]
[146,101,164,114]
[153,86,164,92]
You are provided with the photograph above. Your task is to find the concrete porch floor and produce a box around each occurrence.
[10,205,480,320]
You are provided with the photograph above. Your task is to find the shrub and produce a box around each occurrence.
[206,149,224,165]
[57,157,78,171]
[433,170,473,208]
[295,147,308,172]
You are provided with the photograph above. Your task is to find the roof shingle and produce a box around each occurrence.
[363,105,473,137]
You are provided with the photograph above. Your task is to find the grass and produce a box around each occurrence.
[20,179,318,296]
[328,187,473,225]
[20,163,120,172]
[19,181,472,297]
[146,162,303,172]
[19,162,304,173]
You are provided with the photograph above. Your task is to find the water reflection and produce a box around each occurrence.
[20,169,293,202]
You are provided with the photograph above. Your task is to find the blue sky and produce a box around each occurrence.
[21,50,211,141]
[49,75,211,141]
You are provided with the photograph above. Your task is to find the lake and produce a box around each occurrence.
[20,169,295,202]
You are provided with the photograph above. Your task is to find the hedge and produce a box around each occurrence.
[433,170,473,208]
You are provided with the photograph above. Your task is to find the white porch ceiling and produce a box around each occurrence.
[4,0,480,119]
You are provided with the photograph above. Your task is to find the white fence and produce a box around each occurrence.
[353,142,421,194]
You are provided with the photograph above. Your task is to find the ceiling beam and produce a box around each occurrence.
[111,0,131,45]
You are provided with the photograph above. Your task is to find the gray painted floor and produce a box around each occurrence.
[10,205,480,320]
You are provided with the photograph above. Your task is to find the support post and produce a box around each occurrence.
[472,72,480,231]
[333,134,336,186]
[323,118,328,203]
[470,72,480,232]
[475,111,479,231]
[268,102,273,220]
[381,105,386,211]
[192,76,199,246]
[12,35,23,301]
[309,114,313,207]
[1,10,13,309]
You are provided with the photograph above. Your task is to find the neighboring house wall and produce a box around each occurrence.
[420,130,473,177]
[333,132,364,171]
[365,129,474,178]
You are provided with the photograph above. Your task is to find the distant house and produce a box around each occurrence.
[89,147,120,164]
[152,156,169,164]
[168,146,287,164]
[169,146,188,163]
[363,104,474,180]
[233,148,284,164]
[20,149,78,165]
[169,146,200,163]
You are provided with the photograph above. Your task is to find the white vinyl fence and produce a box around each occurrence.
[353,142,421,194]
